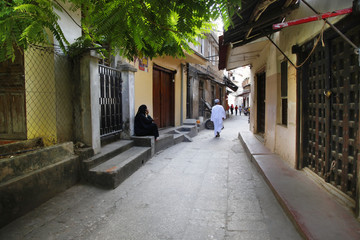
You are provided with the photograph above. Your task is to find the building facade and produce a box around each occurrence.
[186,32,236,122]
[221,0,360,216]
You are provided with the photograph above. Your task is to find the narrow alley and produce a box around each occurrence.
[0,115,301,240]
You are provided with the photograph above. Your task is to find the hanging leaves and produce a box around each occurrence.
[0,0,242,62]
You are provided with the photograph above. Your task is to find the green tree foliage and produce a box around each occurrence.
[0,0,69,61]
[0,0,241,61]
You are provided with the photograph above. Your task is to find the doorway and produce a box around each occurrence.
[153,65,175,128]
[300,16,359,199]
[0,49,26,139]
[257,72,266,134]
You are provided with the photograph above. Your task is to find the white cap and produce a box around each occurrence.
[214,99,220,104]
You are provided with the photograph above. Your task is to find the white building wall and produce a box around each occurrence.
[53,1,82,45]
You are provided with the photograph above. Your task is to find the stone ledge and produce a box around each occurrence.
[0,155,79,228]
[238,131,360,240]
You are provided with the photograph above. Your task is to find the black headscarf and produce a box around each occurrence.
[136,104,147,116]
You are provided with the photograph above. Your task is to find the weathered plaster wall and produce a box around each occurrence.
[192,78,200,118]
[73,51,101,154]
[264,73,279,152]
[248,34,296,163]
[53,2,81,143]
[274,64,297,167]
[25,49,57,146]
[133,59,153,115]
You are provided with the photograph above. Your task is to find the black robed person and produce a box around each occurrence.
[134,105,159,140]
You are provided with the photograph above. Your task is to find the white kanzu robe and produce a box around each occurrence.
[211,104,226,136]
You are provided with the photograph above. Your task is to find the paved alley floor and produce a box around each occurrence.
[0,115,302,240]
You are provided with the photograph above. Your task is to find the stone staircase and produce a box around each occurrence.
[0,141,79,228]
[0,124,199,228]
[82,124,198,189]
[82,140,151,189]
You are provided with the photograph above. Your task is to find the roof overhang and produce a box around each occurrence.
[198,72,215,80]
[183,50,207,65]
[237,90,251,97]
[226,38,268,70]
[197,72,229,89]
[219,0,300,70]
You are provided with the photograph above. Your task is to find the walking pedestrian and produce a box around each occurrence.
[230,104,234,115]
[211,99,226,138]
[239,105,242,116]
[235,105,238,115]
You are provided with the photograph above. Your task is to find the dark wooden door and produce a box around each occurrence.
[186,76,192,119]
[301,18,359,199]
[198,81,204,117]
[153,66,174,128]
[257,72,266,133]
[0,50,26,139]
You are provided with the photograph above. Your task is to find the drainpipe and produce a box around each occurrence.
[180,63,184,125]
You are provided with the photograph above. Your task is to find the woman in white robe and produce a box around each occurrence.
[211,99,226,137]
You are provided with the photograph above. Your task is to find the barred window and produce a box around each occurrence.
[281,60,288,125]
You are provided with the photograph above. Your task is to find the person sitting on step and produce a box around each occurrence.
[134,104,159,140]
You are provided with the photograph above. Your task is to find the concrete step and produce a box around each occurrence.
[155,134,174,153]
[173,133,185,144]
[0,152,79,228]
[87,146,151,189]
[131,125,197,155]
[0,142,75,184]
[82,140,134,172]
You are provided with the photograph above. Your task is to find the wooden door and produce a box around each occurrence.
[302,21,360,199]
[0,50,26,139]
[257,72,266,133]
[153,65,174,128]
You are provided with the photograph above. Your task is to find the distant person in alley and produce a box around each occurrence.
[134,104,159,140]
[211,99,226,138]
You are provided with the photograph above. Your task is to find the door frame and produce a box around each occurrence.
[256,71,266,134]
[153,64,175,128]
